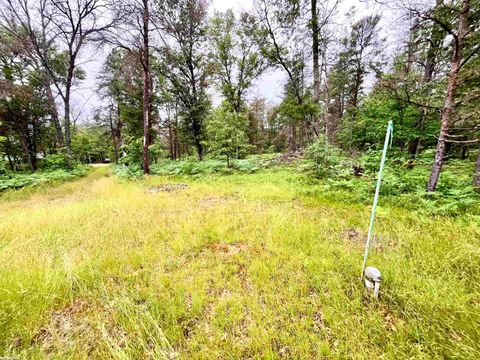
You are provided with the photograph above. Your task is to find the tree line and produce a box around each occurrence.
[0,0,479,191]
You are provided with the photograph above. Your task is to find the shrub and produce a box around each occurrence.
[41,153,75,170]
[118,138,165,170]
[0,159,6,175]
[205,103,253,166]
[0,166,89,192]
[116,155,272,178]
[302,149,480,216]
[119,138,143,167]
[305,137,352,178]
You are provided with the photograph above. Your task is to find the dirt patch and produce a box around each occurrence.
[265,150,304,164]
[197,196,235,206]
[147,183,188,193]
[33,299,107,354]
[343,227,380,249]
[207,242,252,256]
[271,338,291,358]
[344,227,364,244]
[237,264,254,292]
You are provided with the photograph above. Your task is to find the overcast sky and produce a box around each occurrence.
[74,0,407,123]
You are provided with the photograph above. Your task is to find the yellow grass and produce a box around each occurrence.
[0,166,479,358]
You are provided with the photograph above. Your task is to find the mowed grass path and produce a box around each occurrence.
[0,166,479,359]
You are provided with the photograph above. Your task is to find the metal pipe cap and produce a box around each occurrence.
[365,266,382,282]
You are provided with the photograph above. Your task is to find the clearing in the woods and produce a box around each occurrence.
[0,166,479,359]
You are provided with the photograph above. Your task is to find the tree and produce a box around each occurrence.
[310,0,340,136]
[155,0,212,161]
[0,32,51,171]
[256,0,320,149]
[210,10,268,113]
[140,0,151,173]
[0,0,66,148]
[342,14,384,115]
[0,0,115,154]
[71,124,112,163]
[327,14,384,147]
[246,97,268,152]
[425,0,475,191]
[407,0,447,163]
[475,143,480,188]
[45,0,114,154]
[107,0,155,174]
[97,50,132,164]
[93,102,122,163]
[206,102,251,166]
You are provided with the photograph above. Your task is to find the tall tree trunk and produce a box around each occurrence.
[407,137,420,168]
[323,66,332,141]
[351,68,362,111]
[174,103,181,160]
[460,145,468,159]
[290,123,297,151]
[194,129,203,161]
[427,0,469,192]
[175,140,181,160]
[141,0,150,174]
[21,134,35,172]
[108,105,119,163]
[64,86,72,155]
[45,83,64,147]
[116,104,123,157]
[474,142,480,188]
[64,60,76,156]
[32,120,38,170]
[311,0,321,129]
[168,119,174,161]
[5,136,15,171]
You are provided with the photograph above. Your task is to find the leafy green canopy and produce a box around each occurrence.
[205,102,252,166]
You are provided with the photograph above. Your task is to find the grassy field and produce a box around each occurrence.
[0,165,479,359]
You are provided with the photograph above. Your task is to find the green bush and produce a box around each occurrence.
[205,103,253,166]
[41,153,75,170]
[300,146,480,216]
[113,164,143,178]
[150,159,247,176]
[0,159,6,176]
[305,137,353,178]
[119,138,165,169]
[119,138,143,167]
[115,155,274,178]
[0,166,90,192]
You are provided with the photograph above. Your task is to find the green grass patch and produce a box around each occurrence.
[0,165,478,358]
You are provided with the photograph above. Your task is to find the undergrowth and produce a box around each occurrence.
[115,149,479,216]
[114,154,281,178]
[302,145,480,216]
[0,166,90,192]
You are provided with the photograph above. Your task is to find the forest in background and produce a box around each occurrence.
[0,0,479,193]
